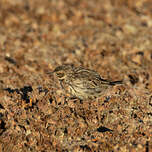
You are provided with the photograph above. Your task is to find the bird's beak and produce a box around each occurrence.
[46,71,54,76]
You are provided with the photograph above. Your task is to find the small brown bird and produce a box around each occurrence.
[53,64,122,100]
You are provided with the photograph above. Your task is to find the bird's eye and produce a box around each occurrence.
[56,72,64,78]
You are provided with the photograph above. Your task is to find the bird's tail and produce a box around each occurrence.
[109,80,123,85]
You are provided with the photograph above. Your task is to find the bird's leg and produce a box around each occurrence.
[64,95,78,103]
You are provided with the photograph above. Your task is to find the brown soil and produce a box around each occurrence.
[0,0,152,151]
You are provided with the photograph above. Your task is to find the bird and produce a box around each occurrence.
[52,64,122,100]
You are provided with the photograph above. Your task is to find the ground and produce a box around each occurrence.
[0,0,152,151]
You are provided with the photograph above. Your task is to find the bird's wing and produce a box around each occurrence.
[71,70,103,89]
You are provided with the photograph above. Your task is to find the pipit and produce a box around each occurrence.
[52,64,122,100]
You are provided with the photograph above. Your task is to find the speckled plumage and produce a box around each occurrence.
[53,64,122,100]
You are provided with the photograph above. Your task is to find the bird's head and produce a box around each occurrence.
[53,64,74,80]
